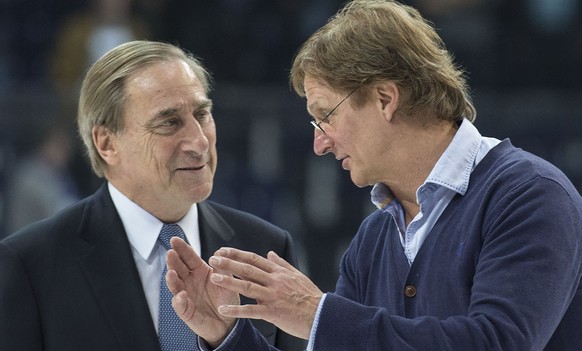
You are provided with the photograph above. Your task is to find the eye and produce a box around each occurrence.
[151,117,181,135]
[161,118,179,127]
[195,109,212,124]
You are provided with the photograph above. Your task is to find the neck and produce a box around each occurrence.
[107,179,191,223]
[384,118,458,220]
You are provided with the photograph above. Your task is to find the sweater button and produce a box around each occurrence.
[404,284,417,298]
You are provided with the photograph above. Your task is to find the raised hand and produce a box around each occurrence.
[207,247,323,340]
[165,237,239,348]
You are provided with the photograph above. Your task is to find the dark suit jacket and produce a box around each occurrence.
[0,184,306,351]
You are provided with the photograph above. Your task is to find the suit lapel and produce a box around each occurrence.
[197,201,281,344]
[74,185,160,351]
[198,201,235,261]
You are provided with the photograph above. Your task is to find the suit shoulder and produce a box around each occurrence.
[201,201,301,270]
[204,200,289,237]
[1,195,92,251]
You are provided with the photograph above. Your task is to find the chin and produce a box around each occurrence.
[187,183,213,203]
[349,173,368,188]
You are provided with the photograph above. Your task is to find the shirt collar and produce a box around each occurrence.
[371,118,482,209]
[108,182,199,260]
[424,118,481,195]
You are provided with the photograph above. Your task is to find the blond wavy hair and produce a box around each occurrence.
[290,0,476,122]
[78,40,212,177]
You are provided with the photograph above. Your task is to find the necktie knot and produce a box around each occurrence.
[158,224,185,250]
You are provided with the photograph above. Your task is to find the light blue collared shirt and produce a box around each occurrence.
[307,119,500,350]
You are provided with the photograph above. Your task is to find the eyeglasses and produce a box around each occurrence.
[310,84,361,134]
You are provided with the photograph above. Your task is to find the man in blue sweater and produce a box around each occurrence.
[165,0,582,349]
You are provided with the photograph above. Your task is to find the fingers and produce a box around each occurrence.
[214,248,276,273]
[170,237,206,272]
[168,237,210,283]
[166,249,191,281]
[166,269,185,296]
[209,271,270,300]
[171,290,189,317]
[216,303,270,321]
[209,254,273,289]
[208,248,301,298]
[267,251,299,273]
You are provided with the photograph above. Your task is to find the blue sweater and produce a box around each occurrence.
[316,140,582,350]
[218,140,582,350]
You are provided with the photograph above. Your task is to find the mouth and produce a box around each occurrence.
[176,164,205,171]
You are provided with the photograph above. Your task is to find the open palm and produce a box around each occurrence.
[166,237,239,347]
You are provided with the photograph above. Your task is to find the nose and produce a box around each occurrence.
[313,128,333,156]
[182,119,210,154]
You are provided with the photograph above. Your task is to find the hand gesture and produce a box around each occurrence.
[207,247,323,339]
[166,237,239,348]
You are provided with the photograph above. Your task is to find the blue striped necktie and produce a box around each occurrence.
[158,224,198,350]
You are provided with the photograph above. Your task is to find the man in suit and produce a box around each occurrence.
[0,40,306,351]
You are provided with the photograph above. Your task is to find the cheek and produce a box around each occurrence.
[338,127,360,155]
[205,124,218,159]
[143,138,157,162]
[348,116,382,158]
[205,121,217,143]
[208,140,218,172]
[139,135,174,174]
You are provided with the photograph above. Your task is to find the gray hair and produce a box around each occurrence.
[78,40,212,177]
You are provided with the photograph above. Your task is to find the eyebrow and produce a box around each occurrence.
[154,107,180,119]
[307,101,327,120]
[197,99,213,111]
[153,98,214,120]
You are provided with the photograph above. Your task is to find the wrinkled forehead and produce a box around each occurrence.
[304,76,346,114]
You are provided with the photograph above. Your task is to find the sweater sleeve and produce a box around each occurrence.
[196,318,280,351]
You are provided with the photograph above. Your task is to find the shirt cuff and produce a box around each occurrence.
[306,293,327,351]
[197,319,241,351]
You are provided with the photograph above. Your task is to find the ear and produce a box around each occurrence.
[376,81,400,122]
[92,125,119,166]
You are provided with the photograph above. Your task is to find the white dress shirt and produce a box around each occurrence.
[108,183,202,333]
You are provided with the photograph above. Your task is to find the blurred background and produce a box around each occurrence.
[1,0,581,292]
